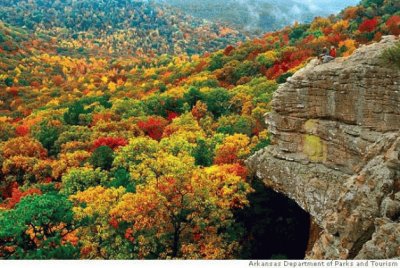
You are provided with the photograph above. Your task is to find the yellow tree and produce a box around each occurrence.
[110,149,252,259]
[339,39,357,57]
[1,137,48,190]
[69,186,130,259]
[214,134,251,165]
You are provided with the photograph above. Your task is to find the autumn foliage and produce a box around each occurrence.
[386,15,400,36]
[359,18,379,33]
[93,137,128,150]
[0,187,42,209]
[137,117,169,141]
[0,0,398,260]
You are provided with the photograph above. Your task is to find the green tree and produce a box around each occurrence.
[361,0,385,8]
[203,88,231,117]
[289,24,309,41]
[208,52,225,71]
[232,60,260,83]
[53,126,92,153]
[4,77,13,87]
[183,86,204,108]
[0,193,78,259]
[143,95,168,117]
[277,72,293,84]
[192,138,214,167]
[63,101,87,125]
[33,121,63,156]
[63,96,111,126]
[217,115,255,136]
[90,145,114,170]
[108,168,137,193]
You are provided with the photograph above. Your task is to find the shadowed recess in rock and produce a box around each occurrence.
[235,179,311,259]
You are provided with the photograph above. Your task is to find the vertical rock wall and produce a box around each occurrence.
[247,36,400,259]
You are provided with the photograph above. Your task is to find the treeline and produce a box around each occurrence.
[0,0,245,56]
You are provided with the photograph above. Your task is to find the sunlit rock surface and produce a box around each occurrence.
[247,36,400,259]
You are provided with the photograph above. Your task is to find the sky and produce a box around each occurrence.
[155,0,362,32]
[291,0,360,13]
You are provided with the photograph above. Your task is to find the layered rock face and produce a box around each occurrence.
[247,36,400,259]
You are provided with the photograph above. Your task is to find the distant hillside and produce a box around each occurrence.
[156,0,360,33]
[0,0,246,56]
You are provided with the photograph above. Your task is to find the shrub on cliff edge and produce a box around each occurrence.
[382,41,400,69]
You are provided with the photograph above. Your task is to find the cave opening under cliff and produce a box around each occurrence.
[235,179,312,259]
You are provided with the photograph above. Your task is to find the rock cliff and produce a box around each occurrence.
[247,36,400,259]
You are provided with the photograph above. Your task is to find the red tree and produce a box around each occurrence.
[0,187,42,209]
[93,137,128,150]
[224,45,235,56]
[386,15,400,36]
[166,111,179,121]
[137,117,169,141]
[15,125,29,136]
[359,18,378,33]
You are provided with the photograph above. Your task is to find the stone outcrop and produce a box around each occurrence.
[247,36,400,259]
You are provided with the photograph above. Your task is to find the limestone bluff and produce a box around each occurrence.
[247,36,400,259]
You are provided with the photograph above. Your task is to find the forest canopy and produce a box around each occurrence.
[0,0,399,260]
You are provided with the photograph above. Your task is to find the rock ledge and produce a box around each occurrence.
[247,36,400,259]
